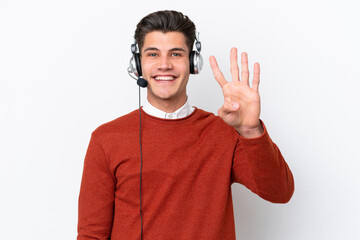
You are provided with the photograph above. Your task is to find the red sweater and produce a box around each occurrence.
[77,107,294,240]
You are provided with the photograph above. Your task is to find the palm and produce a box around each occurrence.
[210,48,261,131]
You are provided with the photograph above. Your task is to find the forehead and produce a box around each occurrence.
[142,31,189,52]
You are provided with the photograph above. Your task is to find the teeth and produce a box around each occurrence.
[155,76,175,81]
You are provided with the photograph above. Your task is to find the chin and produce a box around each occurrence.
[154,92,176,100]
[149,86,174,99]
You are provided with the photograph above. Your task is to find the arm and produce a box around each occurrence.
[210,48,294,203]
[231,120,294,203]
[77,133,115,240]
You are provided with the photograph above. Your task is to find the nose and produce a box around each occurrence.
[158,56,172,70]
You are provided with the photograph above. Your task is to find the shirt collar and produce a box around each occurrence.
[143,97,194,119]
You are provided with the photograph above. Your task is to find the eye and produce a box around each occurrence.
[147,53,158,57]
[171,52,182,57]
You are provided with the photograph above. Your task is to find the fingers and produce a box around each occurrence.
[211,50,259,91]
[230,48,240,82]
[230,49,250,85]
[241,52,249,86]
[209,55,227,88]
[252,62,260,92]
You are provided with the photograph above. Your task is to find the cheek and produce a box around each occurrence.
[141,61,152,77]
[178,60,190,74]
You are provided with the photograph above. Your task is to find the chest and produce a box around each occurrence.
[107,125,236,202]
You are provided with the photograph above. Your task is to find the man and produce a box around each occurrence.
[77,10,294,240]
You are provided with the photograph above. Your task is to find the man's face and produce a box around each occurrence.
[140,31,190,106]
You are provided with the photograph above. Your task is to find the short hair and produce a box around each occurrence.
[134,10,196,54]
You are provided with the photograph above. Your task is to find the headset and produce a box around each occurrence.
[127,33,203,87]
[127,33,203,240]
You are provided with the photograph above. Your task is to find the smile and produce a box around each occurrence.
[153,75,177,82]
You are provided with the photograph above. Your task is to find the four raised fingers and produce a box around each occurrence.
[210,49,260,91]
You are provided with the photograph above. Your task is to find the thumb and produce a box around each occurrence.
[217,101,239,117]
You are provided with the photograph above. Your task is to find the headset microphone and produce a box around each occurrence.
[137,77,148,88]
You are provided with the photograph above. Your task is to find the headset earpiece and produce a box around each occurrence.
[189,49,203,74]
[189,36,203,75]
[189,51,195,74]
[129,43,148,87]
[129,43,142,77]
[134,53,142,77]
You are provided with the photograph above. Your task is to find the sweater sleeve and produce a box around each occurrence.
[77,133,116,239]
[230,120,294,203]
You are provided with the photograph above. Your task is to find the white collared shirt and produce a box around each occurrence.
[143,98,195,119]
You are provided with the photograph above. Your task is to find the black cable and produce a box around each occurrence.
[138,86,144,240]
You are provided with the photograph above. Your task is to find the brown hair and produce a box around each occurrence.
[134,10,196,54]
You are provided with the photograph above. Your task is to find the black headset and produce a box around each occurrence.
[127,34,203,88]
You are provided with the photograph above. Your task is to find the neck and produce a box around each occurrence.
[147,95,187,113]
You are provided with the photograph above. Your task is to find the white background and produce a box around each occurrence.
[1,0,359,239]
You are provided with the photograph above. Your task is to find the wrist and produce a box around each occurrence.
[235,121,264,138]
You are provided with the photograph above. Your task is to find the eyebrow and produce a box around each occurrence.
[170,48,186,52]
[143,47,186,52]
[143,47,159,52]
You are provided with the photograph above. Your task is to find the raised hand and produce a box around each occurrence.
[209,48,263,138]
